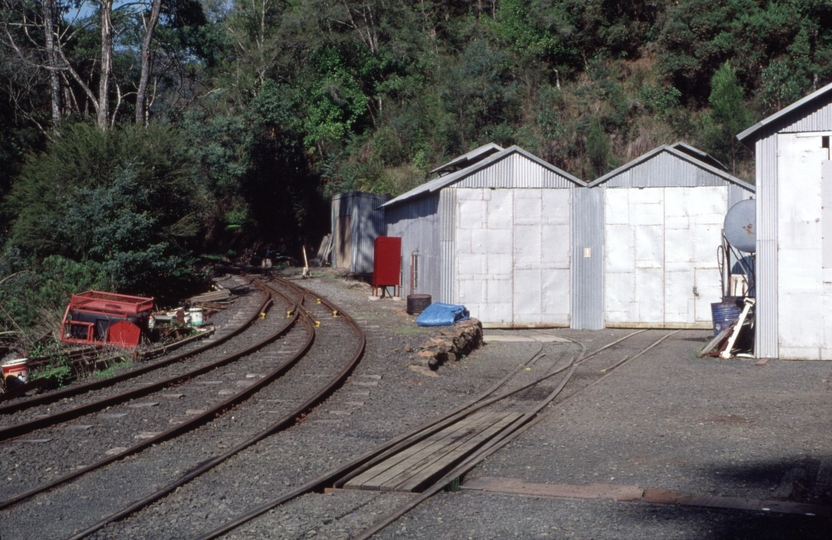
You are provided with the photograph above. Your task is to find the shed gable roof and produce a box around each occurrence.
[382,145,585,208]
[587,144,754,192]
[737,79,832,143]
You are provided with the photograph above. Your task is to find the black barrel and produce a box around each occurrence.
[406,294,431,315]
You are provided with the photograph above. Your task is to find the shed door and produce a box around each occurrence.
[454,188,571,327]
[775,133,827,359]
[335,216,351,269]
[605,187,724,328]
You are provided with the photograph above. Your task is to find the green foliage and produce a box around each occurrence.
[0,255,107,331]
[586,120,610,177]
[94,358,134,379]
[3,122,206,313]
[29,351,72,387]
[703,61,751,172]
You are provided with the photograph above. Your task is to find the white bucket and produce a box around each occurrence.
[188,308,204,327]
[2,358,29,384]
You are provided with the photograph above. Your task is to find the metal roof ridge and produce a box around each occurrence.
[382,146,585,208]
[586,145,755,192]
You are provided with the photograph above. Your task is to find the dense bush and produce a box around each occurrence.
[1,123,207,332]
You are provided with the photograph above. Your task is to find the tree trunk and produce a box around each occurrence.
[136,0,162,125]
[43,0,61,127]
[97,0,114,129]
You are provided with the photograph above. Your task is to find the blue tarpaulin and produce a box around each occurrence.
[416,302,470,327]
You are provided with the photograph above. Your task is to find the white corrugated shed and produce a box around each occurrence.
[383,145,585,328]
[738,80,832,359]
[587,144,755,329]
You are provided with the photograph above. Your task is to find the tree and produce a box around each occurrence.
[704,61,750,173]
[136,0,162,125]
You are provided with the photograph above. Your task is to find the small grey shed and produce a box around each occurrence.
[737,80,832,360]
[577,144,755,330]
[330,191,390,274]
[383,144,586,328]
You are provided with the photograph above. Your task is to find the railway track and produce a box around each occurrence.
[0,275,366,540]
[187,329,677,540]
[0,274,678,540]
[73,326,672,540]
[0,275,265,414]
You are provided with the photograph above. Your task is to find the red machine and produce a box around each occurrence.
[372,236,402,297]
[60,291,154,348]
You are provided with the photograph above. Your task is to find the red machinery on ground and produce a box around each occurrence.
[60,291,154,348]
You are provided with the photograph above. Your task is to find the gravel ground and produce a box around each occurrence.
[2,269,830,539]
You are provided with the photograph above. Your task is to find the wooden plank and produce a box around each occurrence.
[345,412,500,490]
[698,326,733,357]
[772,467,806,499]
[386,412,523,493]
[462,477,644,501]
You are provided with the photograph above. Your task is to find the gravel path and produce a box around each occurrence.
[2,269,829,539]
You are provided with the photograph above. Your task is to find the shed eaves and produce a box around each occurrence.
[586,144,755,192]
[737,79,832,143]
[382,145,586,208]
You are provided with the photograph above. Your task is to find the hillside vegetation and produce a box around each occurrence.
[0,0,830,335]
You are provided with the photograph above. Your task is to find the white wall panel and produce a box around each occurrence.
[605,186,727,328]
[776,134,826,358]
[514,224,542,268]
[454,187,571,327]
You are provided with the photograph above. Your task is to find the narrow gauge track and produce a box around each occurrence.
[0,276,365,540]
[183,329,676,540]
[0,278,291,509]
[0,275,265,416]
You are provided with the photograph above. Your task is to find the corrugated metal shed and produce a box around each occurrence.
[586,144,755,329]
[330,191,390,274]
[738,80,832,359]
[384,145,585,328]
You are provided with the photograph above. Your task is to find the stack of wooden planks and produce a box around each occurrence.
[344,411,522,493]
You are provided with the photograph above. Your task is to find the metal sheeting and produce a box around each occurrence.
[571,187,605,329]
[451,187,572,327]
[738,81,832,140]
[727,182,753,208]
[601,186,726,329]
[439,189,456,303]
[383,145,584,209]
[777,100,832,133]
[384,194,441,300]
[455,153,574,189]
[600,151,747,189]
[754,135,779,358]
[330,192,389,274]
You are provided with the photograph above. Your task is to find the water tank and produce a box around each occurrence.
[723,199,756,253]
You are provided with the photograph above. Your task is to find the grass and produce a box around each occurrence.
[94,358,134,379]
[29,353,73,386]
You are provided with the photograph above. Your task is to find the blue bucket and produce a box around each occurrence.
[711,300,742,336]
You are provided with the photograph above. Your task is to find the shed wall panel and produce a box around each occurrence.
[385,195,440,299]
[776,134,827,359]
[755,135,779,358]
[452,187,571,327]
[330,192,389,273]
[571,187,604,330]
